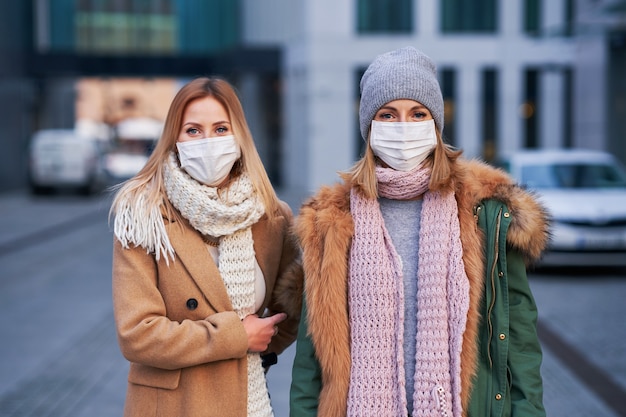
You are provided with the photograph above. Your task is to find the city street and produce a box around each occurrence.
[0,190,625,417]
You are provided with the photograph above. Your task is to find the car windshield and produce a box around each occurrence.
[521,162,626,189]
[112,138,155,156]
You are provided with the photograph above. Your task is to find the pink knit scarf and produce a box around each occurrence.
[348,164,469,417]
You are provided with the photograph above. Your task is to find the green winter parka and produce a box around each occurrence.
[289,158,549,417]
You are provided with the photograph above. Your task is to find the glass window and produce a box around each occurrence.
[177,0,240,54]
[524,0,541,36]
[441,0,497,33]
[49,0,75,51]
[440,68,456,147]
[354,67,367,158]
[521,163,626,189]
[523,68,539,149]
[563,67,573,148]
[41,0,240,55]
[357,0,412,34]
[74,0,178,54]
[482,68,498,161]
[564,0,575,37]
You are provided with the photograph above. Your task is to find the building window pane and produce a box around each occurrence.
[523,68,540,149]
[74,0,178,54]
[440,68,456,147]
[357,0,412,34]
[563,67,573,148]
[177,0,240,54]
[49,0,75,51]
[564,0,575,37]
[482,68,498,161]
[524,0,541,36]
[44,0,240,55]
[441,0,497,33]
[354,67,367,158]
[608,31,626,162]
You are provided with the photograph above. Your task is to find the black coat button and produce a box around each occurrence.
[186,298,198,310]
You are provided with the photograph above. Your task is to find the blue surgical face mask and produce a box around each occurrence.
[369,119,437,171]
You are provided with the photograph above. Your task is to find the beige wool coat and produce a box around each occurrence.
[112,201,303,417]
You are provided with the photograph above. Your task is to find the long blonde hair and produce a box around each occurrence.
[340,129,462,200]
[109,77,281,223]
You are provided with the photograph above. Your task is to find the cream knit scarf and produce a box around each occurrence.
[347,164,469,417]
[115,153,272,417]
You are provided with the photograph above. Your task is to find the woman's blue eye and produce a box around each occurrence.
[216,126,229,134]
[186,127,200,135]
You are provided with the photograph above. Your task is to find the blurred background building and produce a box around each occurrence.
[0,0,624,194]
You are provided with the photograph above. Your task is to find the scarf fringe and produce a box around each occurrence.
[112,153,265,267]
[113,193,175,264]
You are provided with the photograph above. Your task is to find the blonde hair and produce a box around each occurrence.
[340,129,461,200]
[109,77,281,223]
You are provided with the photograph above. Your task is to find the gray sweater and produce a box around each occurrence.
[379,196,422,414]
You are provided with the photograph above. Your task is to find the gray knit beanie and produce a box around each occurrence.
[359,46,444,140]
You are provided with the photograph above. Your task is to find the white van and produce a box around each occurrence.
[28,129,104,195]
[102,117,162,181]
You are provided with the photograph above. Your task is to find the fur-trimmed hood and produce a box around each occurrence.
[293,158,550,417]
[452,158,550,263]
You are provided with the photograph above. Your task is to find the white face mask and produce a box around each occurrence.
[176,135,241,186]
[369,119,437,171]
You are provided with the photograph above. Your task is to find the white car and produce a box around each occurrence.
[102,118,162,183]
[496,149,626,267]
[28,129,105,195]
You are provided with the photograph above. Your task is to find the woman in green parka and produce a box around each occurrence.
[289,46,550,417]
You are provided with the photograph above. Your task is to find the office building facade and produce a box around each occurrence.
[1,0,624,194]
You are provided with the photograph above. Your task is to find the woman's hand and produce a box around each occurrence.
[242,312,287,352]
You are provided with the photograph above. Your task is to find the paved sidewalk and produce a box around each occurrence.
[0,189,624,417]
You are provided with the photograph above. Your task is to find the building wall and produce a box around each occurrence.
[575,0,626,163]
[1,0,623,194]
[278,0,588,192]
[0,2,34,191]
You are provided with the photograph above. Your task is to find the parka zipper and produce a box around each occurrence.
[486,207,503,368]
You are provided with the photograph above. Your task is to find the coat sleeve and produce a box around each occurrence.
[506,250,547,416]
[266,201,304,356]
[289,299,322,417]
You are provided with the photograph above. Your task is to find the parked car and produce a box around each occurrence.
[102,117,162,183]
[28,129,106,195]
[495,149,626,267]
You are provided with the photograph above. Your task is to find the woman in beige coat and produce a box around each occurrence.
[110,77,302,417]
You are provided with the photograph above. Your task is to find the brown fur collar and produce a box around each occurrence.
[453,159,550,264]
[294,158,550,416]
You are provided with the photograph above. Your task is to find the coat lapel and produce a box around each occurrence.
[166,220,233,312]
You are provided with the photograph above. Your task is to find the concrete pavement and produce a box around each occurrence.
[0,189,624,417]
